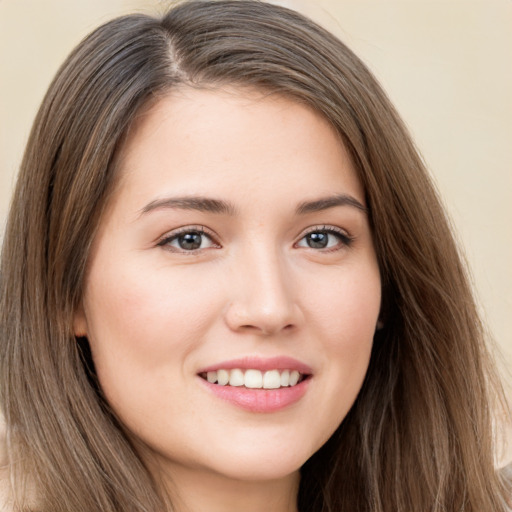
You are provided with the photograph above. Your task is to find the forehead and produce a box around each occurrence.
[111,86,364,212]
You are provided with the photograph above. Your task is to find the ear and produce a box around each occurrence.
[73,302,88,337]
[376,318,385,330]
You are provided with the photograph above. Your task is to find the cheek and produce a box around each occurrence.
[302,265,380,434]
[308,264,381,346]
[81,259,221,386]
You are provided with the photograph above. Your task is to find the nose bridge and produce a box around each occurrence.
[225,239,298,334]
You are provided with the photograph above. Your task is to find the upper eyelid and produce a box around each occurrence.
[297,224,351,238]
[156,226,219,246]
[155,224,352,247]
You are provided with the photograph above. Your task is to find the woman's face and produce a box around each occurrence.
[74,87,381,485]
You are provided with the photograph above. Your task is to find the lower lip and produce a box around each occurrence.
[199,378,310,413]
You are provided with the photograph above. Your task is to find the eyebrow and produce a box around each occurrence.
[295,194,367,215]
[139,196,238,217]
[139,193,367,218]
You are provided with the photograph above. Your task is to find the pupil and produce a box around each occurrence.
[307,232,328,248]
[179,232,202,250]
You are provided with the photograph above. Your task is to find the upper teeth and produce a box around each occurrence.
[203,369,302,389]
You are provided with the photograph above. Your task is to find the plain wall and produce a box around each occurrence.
[1,0,511,461]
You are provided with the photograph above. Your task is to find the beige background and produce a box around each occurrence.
[1,0,511,460]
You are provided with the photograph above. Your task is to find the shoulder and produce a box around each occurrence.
[0,471,11,512]
[501,463,512,511]
[0,412,11,511]
[0,412,40,512]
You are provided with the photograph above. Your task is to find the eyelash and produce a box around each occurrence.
[156,225,354,253]
[295,225,354,251]
[156,226,219,253]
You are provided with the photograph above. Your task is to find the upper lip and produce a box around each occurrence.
[197,356,313,375]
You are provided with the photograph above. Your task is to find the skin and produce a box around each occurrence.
[74,87,381,512]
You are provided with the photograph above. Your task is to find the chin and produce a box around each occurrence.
[197,440,316,482]
[209,459,303,483]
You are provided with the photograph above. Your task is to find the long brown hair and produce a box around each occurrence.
[0,1,509,510]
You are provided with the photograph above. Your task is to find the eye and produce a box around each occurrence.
[296,227,353,250]
[157,228,218,252]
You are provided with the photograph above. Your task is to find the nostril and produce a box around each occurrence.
[223,294,301,335]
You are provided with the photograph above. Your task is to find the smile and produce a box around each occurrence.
[197,357,313,412]
[199,369,307,389]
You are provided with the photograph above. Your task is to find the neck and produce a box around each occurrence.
[154,462,300,512]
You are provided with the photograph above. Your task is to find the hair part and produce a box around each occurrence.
[0,1,509,511]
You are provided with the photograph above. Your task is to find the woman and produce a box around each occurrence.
[0,1,509,511]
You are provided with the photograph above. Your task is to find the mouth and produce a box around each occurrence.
[198,368,309,389]
[196,357,313,412]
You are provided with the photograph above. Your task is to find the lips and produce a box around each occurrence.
[198,356,313,374]
[197,356,312,412]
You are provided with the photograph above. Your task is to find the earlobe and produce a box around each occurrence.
[73,303,88,338]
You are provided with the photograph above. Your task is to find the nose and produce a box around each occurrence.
[224,247,301,336]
